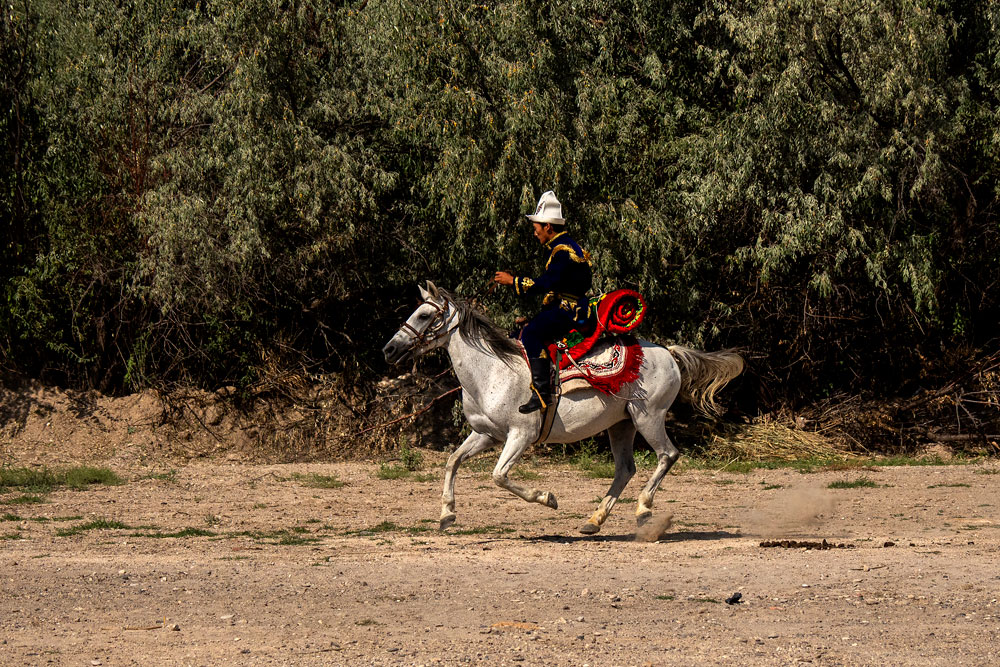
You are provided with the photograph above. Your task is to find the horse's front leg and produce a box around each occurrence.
[579,421,637,534]
[440,431,499,530]
[491,431,558,510]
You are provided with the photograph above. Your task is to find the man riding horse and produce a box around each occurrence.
[493,191,593,414]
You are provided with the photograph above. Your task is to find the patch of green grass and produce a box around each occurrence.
[16,514,81,523]
[138,470,177,482]
[634,450,657,468]
[928,483,971,488]
[292,472,346,489]
[974,468,1000,475]
[63,466,123,489]
[680,458,817,473]
[56,518,131,537]
[377,464,411,480]
[277,533,321,545]
[683,455,980,475]
[868,455,978,467]
[828,478,880,489]
[511,467,541,481]
[132,527,217,538]
[0,466,122,496]
[411,472,438,483]
[399,441,424,471]
[1,532,23,540]
[714,479,737,485]
[220,555,250,561]
[691,597,720,603]
[572,442,616,478]
[655,594,675,601]
[463,458,495,473]
[761,484,784,490]
[6,494,46,505]
[355,618,379,626]
[0,467,62,494]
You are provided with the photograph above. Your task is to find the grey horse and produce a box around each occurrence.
[382,281,744,534]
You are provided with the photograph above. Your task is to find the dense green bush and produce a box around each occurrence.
[1,0,997,408]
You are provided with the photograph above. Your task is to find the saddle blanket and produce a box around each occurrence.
[546,288,646,369]
[557,335,643,395]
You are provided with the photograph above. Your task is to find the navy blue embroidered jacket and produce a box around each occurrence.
[513,231,593,319]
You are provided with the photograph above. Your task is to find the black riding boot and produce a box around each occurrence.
[519,357,553,414]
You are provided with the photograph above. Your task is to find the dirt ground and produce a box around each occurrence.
[2,437,1000,666]
[1,382,998,665]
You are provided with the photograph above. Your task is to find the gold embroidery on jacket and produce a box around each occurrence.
[516,277,535,295]
[545,245,592,270]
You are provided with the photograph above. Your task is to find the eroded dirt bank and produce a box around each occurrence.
[2,456,999,666]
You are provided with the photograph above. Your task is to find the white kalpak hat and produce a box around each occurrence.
[526,190,565,225]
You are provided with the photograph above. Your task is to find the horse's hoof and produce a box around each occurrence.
[636,511,653,527]
[439,513,456,530]
[579,520,602,535]
[541,492,558,510]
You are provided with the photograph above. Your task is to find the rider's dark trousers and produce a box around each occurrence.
[518,307,578,359]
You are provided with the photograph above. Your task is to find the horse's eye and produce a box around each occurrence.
[418,313,430,320]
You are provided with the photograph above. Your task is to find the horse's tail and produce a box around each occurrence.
[667,345,745,417]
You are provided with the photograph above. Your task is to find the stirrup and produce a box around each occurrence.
[518,387,548,414]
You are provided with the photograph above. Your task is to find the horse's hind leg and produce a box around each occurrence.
[441,431,499,530]
[492,431,559,510]
[630,409,680,526]
[579,421,637,535]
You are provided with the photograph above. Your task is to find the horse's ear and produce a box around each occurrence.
[418,283,431,301]
[425,280,440,299]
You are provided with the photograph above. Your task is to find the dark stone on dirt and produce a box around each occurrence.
[759,539,855,550]
[725,592,743,605]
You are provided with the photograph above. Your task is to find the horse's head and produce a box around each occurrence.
[382,281,457,364]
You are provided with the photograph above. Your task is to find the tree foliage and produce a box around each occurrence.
[1,0,998,407]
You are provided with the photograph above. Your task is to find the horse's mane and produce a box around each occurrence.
[440,289,522,365]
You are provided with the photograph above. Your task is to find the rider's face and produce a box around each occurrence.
[532,222,555,244]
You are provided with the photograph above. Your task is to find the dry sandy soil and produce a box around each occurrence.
[2,440,1000,666]
[2,383,999,665]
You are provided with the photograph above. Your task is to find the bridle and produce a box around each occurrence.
[397,297,458,351]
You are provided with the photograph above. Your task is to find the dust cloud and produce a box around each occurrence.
[744,487,837,538]
[634,513,674,542]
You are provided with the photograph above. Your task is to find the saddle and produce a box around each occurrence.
[546,289,646,396]
[556,335,643,395]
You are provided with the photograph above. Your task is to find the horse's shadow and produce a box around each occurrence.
[524,529,741,544]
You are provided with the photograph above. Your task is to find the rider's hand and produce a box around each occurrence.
[493,271,514,286]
